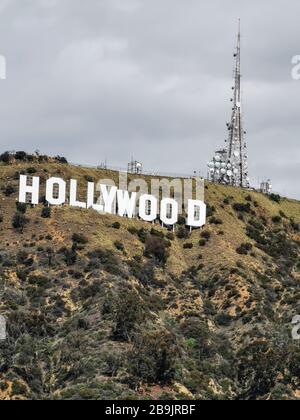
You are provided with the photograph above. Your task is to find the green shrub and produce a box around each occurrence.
[0,151,11,163]
[215,313,233,327]
[4,185,17,196]
[272,215,282,224]
[176,226,189,239]
[41,206,51,218]
[12,212,28,232]
[269,194,281,203]
[112,221,121,229]
[144,236,170,264]
[128,328,179,385]
[201,231,211,240]
[26,167,37,174]
[112,290,146,341]
[15,151,27,161]
[209,217,223,225]
[236,243,253,255]
[16,202,27,214]
[166,232,175,241]
[12,381,28,396]
[114,241,125,252]
[233,203,251,213]
[72,233,88,244]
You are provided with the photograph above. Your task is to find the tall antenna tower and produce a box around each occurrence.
[208,20,250,188]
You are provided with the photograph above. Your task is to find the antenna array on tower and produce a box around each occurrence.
[208,21,250,188]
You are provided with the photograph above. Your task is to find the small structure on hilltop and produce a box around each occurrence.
[128,158,143,175]
[260,179,272,195]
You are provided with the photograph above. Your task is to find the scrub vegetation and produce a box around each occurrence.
[0,153,300,400]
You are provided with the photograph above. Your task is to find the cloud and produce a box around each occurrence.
[0,0,299,198]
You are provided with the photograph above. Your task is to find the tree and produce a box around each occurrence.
[0,151,11,163]
[112,290,146,342]
[15,151,27,161]
[128,328,179,385]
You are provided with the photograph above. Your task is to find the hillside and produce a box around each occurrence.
[1,155,300,400]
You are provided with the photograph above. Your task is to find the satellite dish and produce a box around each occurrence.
[221,162,226,168]
[234,151,239,158]
[215,155,221,162]
[233,169,238,174]
[227,163,232,169]
[221,169,226,175]
[227,170,233,177]
[215,162,221,168]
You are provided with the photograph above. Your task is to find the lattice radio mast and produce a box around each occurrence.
[208,20,250,188]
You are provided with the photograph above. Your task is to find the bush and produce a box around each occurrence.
[112,290,146,341]
[269,194,281,203]
[3,185,17,196]
[55,156,68,164]
[206,205,216,217]
[114,241,125,252]
[87,248,123,276]
[112,221,121,230]
[209,217,223,225]
[166,232,175,241]
[291,221,300,232]
[72,233,88,245]
[0,151,11,163]
[16,202,27,214]
[144,236,170,264]
[177,216,186,225]
[272,215,282,224]
[137,228,149,243]
[201,230,211,240]
[236,243,253,255]
[233,202,251,213]
[41,206,51,218]
[63,248,77,266]
[26,167,37,174]
[199,239,207,247]
[12,380,28,396]
[215,313,233,326]
[12,212,28,232]
[128,328,179,385]
[183,243,193,249]
[150,228,165,239]
[176,226,189,239]
[15,151,27,161]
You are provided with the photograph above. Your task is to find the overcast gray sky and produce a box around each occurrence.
[0,0,300,198]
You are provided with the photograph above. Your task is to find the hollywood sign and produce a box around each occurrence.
[18,175,206,228]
